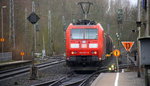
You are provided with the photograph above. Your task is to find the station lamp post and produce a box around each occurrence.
[1,6,7,57]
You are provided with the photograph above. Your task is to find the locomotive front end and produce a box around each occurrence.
[65,22,105,70]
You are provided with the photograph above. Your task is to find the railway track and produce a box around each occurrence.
[31,66,108,86]
[31,74,92,86]
[30,55,136,86]
[0,60,65,80]
[31,63,136,86]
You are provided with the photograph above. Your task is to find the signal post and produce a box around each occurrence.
[121,41,134,66]
[20,51,25,60]
[113,49,121,72]
[27,10,40,80]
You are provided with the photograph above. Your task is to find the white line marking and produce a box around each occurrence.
[114,72,119,86]
[122,69,124,73]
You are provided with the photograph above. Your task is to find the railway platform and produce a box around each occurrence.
[0,60,31,71]
[91,72,145,86]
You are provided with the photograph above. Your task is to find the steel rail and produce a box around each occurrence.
[31,63,136,86]
[31,80,56,86]
[0,60,65,80]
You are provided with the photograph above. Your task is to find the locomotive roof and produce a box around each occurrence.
[73,20,96,25]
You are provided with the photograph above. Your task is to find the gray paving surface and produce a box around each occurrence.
[91,72,145,86]
[118,72,145,86]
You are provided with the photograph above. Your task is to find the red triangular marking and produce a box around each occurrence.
[121,41,134,51]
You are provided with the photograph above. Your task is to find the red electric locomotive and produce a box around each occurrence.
[65,20,113,70]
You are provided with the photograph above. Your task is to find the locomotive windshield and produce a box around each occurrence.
[71,29,98,39]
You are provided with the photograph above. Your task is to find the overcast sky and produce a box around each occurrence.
[129,0,138,6]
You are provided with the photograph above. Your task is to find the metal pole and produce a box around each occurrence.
[85,14,87,19]
[116,33,119,48]
[127,52,129,69]
[116,57,119,72]
[118,40,119,48]
[144,1,149,85]
[107,24,110,35]
[145,0,149,36]
[12,0,15,49]
[1,6,6,57]
[118,24,120,48]
[22,56,23,60]
[9,0,12,43]
[1,7,3,54]
[62,16,66,57]
[42,35,46,60]
[32,1,37,52]
[48,10,52,55]
[24,8,27,56]
[43,36,45,50]
[32,1,35,65]
[137,0,141,78]
[30,1,38,80]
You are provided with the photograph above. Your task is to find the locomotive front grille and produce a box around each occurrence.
[69,56,99,63]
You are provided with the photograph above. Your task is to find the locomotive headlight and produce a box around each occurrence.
[91,51,97,54]
[89,44,98,48]
[94,51,97,54]
[71,51,77,54]
[71,52,74,54]
[70,44,79,48]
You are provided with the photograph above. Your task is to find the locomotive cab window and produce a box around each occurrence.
[71,29,98,39]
